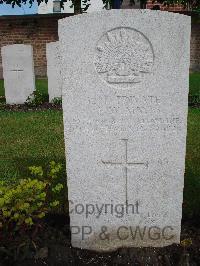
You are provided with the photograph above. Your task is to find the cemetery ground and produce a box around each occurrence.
[0,75,200,265]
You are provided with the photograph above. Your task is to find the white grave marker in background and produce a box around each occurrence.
[82,0,104,12]
[46,41,62,102]
[1,44,35,104]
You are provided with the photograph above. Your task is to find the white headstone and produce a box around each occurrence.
[38,0,74,14]
[82,0,104,12]
[59,10,191,251]
[62,0,74,13]
[1,44,35,104]
[46,41,62,102]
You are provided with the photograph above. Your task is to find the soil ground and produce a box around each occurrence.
[1,214,200,266]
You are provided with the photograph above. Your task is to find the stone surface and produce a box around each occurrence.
[59,10,191,251]
[1,44,35,104]
[46,41,62,102]
[38,0,74,14]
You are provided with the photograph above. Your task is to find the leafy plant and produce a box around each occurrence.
[26,91,48,107]
[188,95,200,107]
[0,102,6,111]
[0,161,65,240]
[51,97,62,105]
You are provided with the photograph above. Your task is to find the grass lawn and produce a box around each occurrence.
[184,108,200,216]
[189,72,200,96]
[0,110,65,180]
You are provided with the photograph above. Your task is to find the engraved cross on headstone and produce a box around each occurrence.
[10,68,24,80]
[10,69,24,72]
[10,64,24,73]
[102,139,148,205]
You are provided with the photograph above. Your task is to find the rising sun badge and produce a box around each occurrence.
[94,27,154,88]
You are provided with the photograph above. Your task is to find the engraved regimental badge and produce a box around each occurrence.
[95,27,154,88]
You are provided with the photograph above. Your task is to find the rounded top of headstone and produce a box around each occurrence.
[1,44,33,55]
[59,9,191,28]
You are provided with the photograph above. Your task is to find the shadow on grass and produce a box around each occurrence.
[183,170,200,221]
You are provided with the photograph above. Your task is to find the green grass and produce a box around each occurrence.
[0,110,65,180]
[0,79,4,97]
[184,108,200,217]
[189,72,200,96]
[35,79,48,96]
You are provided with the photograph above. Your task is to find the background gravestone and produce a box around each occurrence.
[1,44,35,104]
[46,41,62,102]
[83,0,104,12]
[59,10,191,251]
